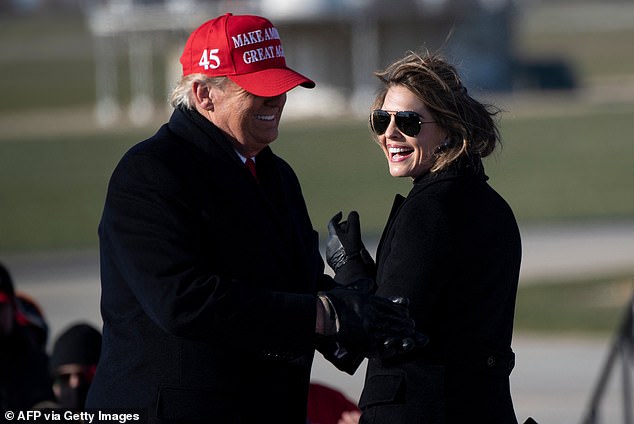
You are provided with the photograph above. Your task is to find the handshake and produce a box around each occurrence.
[317,280,427,362]
[316,211,427,366]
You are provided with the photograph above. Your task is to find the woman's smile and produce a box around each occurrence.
[387,144,415,162]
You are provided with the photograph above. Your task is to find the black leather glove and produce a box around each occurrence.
[326,211,376,283]
[379,297,429,363]
[319,281,426,360]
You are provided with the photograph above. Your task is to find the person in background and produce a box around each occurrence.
[86,13,419,423]
[0,262,55,411]
[327,51,522,423]
[50,322,102,410]
[307,382,360,424]
[14,291,49,350]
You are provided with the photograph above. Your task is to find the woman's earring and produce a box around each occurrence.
[435,138,453,154]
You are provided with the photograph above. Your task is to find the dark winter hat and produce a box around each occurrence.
[0,262,29,327]
[51,323,102,369]
[0,262,15,303]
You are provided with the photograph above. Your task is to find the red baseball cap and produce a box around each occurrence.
[180,13,315,97]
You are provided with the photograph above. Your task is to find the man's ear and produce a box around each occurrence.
[193,82,214,111]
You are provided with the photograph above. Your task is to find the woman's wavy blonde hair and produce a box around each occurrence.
[371,51,501,173]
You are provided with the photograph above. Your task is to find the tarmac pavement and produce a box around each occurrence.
[2,220,634,423]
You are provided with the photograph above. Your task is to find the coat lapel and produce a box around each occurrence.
[376,193,406,262]
[167,108,307,279]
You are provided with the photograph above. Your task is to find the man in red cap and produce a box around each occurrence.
[86,14,419,423]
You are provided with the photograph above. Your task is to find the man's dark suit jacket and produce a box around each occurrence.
[359,158,521,424]
[86,107,329,423]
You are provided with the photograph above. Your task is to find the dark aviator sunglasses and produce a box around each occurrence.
[370,109,436,137]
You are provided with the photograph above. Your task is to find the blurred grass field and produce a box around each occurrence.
[1,103,633,252]
[1,8,633,335]
[515,275,634,335]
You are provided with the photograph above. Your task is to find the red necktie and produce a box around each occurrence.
[245,157,258,182]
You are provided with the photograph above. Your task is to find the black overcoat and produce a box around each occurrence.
[359,158,521,424]
[86,108,328,423]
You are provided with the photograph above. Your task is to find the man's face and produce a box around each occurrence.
[209,80,287,158]
[53,363,97,409]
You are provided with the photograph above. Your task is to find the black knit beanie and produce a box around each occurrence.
[50,323,102,369]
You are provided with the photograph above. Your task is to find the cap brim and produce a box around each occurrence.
[229,67,315,97]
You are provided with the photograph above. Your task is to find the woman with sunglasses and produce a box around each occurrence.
[327,51,522,423]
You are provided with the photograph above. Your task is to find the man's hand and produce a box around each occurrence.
[326,211,376,283]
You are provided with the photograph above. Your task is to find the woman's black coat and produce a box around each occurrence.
[86,108,329,423]
[359,159,521,424]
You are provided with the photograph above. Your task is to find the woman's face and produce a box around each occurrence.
[376,85,447,179]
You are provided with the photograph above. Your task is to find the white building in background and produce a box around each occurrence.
[85,0,517,126]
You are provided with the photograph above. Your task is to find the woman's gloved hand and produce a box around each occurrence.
[318,281,427,360]
[326,211,376,283]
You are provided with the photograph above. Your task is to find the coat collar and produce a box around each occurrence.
[412,155,488,190]
[165,107,309,268]
[168,107,265,167]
